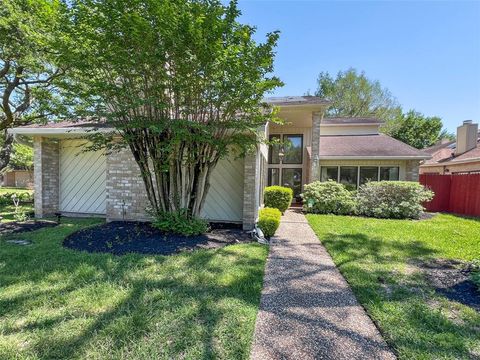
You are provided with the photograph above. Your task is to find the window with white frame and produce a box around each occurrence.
[319,165,400,189]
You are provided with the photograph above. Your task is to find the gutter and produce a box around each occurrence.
[8,127,113,136]
[319,155,431,160]
[420,157,480,167]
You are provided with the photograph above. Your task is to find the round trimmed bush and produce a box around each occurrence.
[264,186,293,213]
[356,181,434,219]
[301,180,356,215]
[257,207,281,238]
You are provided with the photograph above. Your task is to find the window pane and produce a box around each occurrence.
[268,135,281,164]
[380,167,399,181]
[359,167,379,185]
[282,135,303,164]
[268,168,280,186]
[282,168,302,200]
[320,166,338,182]
[340,166,358,190]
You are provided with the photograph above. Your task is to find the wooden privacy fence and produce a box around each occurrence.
[419,173,480,217]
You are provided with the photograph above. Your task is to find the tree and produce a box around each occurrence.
[6,141,33,171]
[0,0,65,171]
[315,68,401,121]
[386,110,451,149]
[62,0,282,217]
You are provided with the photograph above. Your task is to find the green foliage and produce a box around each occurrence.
[60,0,283,217]
[301,180,356,215]
[384,110,449,149]
[315,68,401,121]
[0,190,33,206]
[263,186,293,213]
[257,207,281,238]
[356,181,434,219]
[8,143,33,170]
[151,209,209,236]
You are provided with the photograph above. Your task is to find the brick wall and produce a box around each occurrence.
[405,160,420,181]
[106,148,150,221]
[33,136,59,217]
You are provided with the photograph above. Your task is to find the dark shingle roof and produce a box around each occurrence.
[321,117,384,125]
[319,134,430,158]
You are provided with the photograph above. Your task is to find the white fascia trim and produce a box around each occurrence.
[320,123,381,127]
[421,157,480,167]
[320,155,431,160]
[8,127,112,135]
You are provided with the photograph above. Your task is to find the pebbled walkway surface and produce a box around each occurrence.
[250,209,396,360]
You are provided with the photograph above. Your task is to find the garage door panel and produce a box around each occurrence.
[59,139,106,214]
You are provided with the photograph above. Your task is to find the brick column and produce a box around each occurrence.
[242,150,259,230]
[106,148,150,221]
[310,113,322,182]
[33,136,59,217]
[405,160,420,181]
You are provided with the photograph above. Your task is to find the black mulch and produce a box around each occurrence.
[0,220,58,236]
[417,259,480,312]
[63,221,253,256]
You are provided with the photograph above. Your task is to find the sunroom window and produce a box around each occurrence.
[359,167,379,185]
[339,167,358,190]
[380,167,400,181]
[320,166,338,182]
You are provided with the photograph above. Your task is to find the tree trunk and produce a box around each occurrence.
[0,131,14,172]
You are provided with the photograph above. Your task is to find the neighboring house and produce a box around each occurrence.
[1,170,34,188]
[420,120,480,175]
[9,96,430,230]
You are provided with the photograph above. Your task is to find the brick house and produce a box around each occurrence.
[9,96,430,230]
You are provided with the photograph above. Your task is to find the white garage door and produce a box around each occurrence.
[59,139,107,214]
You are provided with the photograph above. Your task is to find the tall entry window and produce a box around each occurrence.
[268,134,304,201]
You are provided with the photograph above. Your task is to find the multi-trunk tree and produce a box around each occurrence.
[62,0,282,217]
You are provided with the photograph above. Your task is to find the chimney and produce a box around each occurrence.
[455,120,478,156]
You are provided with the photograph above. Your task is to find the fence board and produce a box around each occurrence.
[420,173,480,217]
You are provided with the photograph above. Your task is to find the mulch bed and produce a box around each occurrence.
[0,220,58,236]
[416,259,480,312]
[63,221,253,256]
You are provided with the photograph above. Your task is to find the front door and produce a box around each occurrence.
[267,134,303,203]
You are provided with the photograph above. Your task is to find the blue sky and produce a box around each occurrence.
[234,0,480,133]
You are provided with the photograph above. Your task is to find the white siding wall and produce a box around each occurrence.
[200,157,245,222]
[59,139,107,214]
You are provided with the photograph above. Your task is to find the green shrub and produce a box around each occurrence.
[264,186,293,213]
[257,207,281,238]
[0,191,33,206]
[471,260,480,291]
[151,209,209,236]
[301,180,356,215]
[356,181,434,219]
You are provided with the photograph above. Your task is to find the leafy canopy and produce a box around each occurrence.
[314,68,401,121]
[61,0,282,216]
[387,110,453,149]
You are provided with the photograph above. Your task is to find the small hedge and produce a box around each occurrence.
[257,207,281,238]
[0,190,34,206]
[264,186,293,213]
[356,181,434,219]
[301,180,356,215]
[151,209,209,236]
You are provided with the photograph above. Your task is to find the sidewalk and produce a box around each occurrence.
[250,209,396,360]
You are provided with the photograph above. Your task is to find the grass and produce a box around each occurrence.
[0,218,268,359]
[307,213,480,360]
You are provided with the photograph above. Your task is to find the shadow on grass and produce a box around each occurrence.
[319,232,480,359]
[0,222,267,359]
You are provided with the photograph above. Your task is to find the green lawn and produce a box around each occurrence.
[307,213,480,360]
[0,218,268,359]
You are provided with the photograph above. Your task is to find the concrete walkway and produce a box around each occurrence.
[250,209,396,360]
